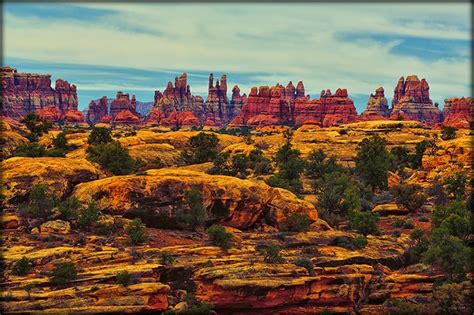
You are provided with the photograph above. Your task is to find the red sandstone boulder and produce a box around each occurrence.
[64,110,85,123]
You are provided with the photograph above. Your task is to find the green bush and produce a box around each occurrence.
[281,212,311,232]
[392,218,405,228]
[388,298,425,315]
[58,196,81,221]
[116,270,131,286]
[352,235,368,248]
[389,146,410,172]
[444,172,467,200]
[76,202,100,229]
[19,184,55,219]
[181,132,219,164]
[208,152,249,178]
[183,188,208,230]
[293,257,315,275]
[52,131,69,150]
[432,281,472,314]
[440,125,456,140]
[126,218,148,245]
[305,149,343,179]
[49,262,77,286]
[354,135,389,191]
[21,112,52,140]
[160,251,176,265]
[391,183,427,212]
[392,230,401,237]
[86,141,141,175]
[88,127,112,145]
[263,245,285,264]
[12,256,33,276]
[207,225,233,250]
[349,211,379,236]
[427,178,447,206]
[13,143,47,157]
[432,201,471,240]
[409,140,428,169]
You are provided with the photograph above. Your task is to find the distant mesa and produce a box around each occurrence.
[0,66,84,123]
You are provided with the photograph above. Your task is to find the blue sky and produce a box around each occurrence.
[3,3,471,112]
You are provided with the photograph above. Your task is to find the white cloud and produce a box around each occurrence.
[3,3,471,106]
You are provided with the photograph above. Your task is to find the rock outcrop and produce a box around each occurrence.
[86,96,109,124]
[361,87,390,120]
[72,169,318,230]
[390,75,440,122]
[231,83,358,127]
[203,73,229,126]
[148,73,202,128]
[109,92,141,124]
[1,66,84,122]
[228,85,247,121]
[442,97,473,129]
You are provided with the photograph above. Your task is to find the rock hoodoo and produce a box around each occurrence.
[86,96,109,124]
[390,75,440,122]
[361,87,390,120]
[109,91,141,124]
[442,97,473,129]
[0,66,83,122]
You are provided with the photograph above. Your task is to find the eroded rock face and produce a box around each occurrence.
[204,73,229,126]
[1,66,82,122]
[2,157,101,205]
[86,96,109,124]
[390,76,441,123]
[361,87,390,120]
[72,169,318,230]
[229,85,247,121]
[442,97,473,129]
[109,92,141,124]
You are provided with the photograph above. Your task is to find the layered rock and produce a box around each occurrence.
[86,96,109,124]
[390,75,440,122]
[361,87,390,120]
[203,74,230,126]
[442,97,473,129]
[148,73,203,127]
[109,92,141,124]
[228,85,247,121]
[0,66,83,122]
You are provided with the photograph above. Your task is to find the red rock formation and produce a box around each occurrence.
[86,96,108,124]
[231,82,358,127]
[228,85,247,120]
[0,66,81,122]
[442,97,473,129]
[360,87,390,120]
[204,74,229,125]
[390,75,440,122]
[148,73,202,128]
[109,91,141,124]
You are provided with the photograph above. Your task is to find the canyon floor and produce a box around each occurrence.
[1,119,472,314]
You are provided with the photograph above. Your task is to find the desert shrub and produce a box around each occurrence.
[160,251,176,265]
[390,183,427,212]
[316,173,361,225]
[207,225,232,250]
[444,172,467,200]
[247,148,272,175]
[181,132,219,164]
[338,128,348,135]
[52,131,69,150]
[13,143,47,157]
[293,257,316,276]
[392,230,401,237]
[392,218,405,228]
[422,227,471,282]
[418,216,429,222]
[427,178,447,206]
[349,211,379,236]
[355,135,389,191]
[58,196,81,220]
[126,218,148,245]
[49,261,77,286]
[432,201,471,240]
[182,188,208,230]
[440,125,456,140]
[389,146,410,172]
[88,127,112,145]
[305,149,343,180]
[388,298,425,315]
[86,141,141,175]
[403,222,414,229]
[281,212,311,232]
[352,234,368,248]
[21,112,52,140]
[263,245,285,264]
[208,152,249,178]
[409,140,428,169]
[11,257,33,276]
[76,201,100,229]
[116,270,131,286]
[410,228,425,242]
[19,184,55,219]
[432,281,472,314]
[265,130,305,195]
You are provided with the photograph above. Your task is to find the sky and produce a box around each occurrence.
[3,3,472,112]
